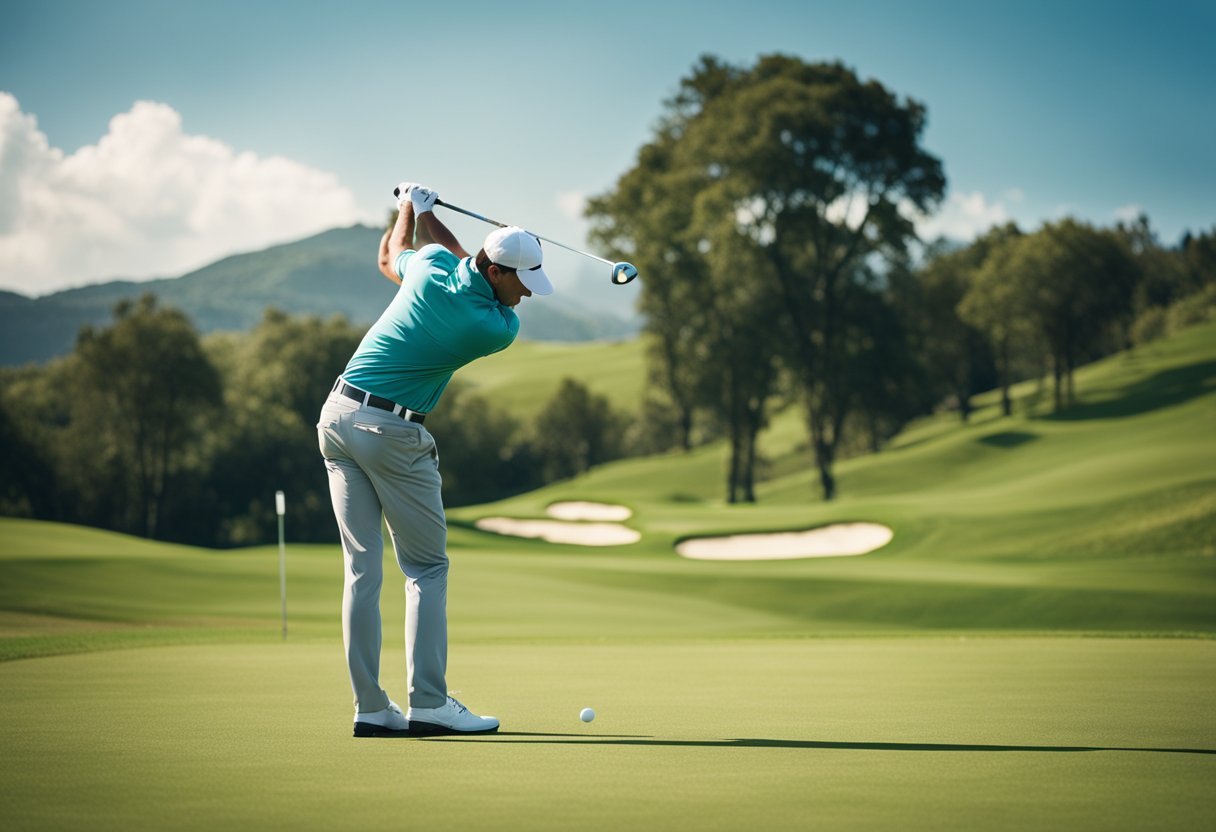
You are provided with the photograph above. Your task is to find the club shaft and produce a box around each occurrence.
[435,199,614,267]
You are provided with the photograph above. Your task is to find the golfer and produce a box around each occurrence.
[317,182,552,737]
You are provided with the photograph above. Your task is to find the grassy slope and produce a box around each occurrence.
[448,321,1216,636]
[452,336,648,419]
[1,322,1214,831]
[0,321,1213,660]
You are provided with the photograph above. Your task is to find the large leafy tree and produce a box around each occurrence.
[689,182,785,501]
[530,378,624,483]
[1119,215,1188,316]
[204,308,363,545]
[590,55,945,500]
[849,262,937,451]
[951,224,1030,416]
[1017,220,1141,410]
[910,240,997,421]
[587,58,783,501]
[586,94,716,453]
[0,381,61,518]
[71,294,222,538]
[1180,227,1216,294]
[961,220,1141,414]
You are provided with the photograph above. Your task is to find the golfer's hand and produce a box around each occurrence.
[410,186,439,216]
[395,181,422,208]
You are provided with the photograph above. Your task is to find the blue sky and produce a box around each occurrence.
[1,0,1213,295]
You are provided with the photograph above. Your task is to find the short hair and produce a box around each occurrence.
[476,248,515,280]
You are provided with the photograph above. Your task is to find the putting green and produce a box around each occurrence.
[1,639,1212,830]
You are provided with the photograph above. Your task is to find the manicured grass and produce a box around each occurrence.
[452,337,647,420]
[0,321,1213,829]
[1,639,1212,831]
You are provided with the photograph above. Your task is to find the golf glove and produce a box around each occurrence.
[410,186,439,215]
[395,181,422,207]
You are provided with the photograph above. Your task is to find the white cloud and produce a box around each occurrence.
[0,93,362,296]
[1114,203,1144,223]
[555,191,586,222]
[911,190,1013,241]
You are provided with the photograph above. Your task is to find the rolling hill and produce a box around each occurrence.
[1,319,1212,654]
[0,225,641,366]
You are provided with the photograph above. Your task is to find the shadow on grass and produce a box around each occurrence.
[420,732,1216,755]
[1040,360,1216,421]
[975,431,1039,449]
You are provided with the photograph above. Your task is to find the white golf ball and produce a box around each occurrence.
[579,707,596,723]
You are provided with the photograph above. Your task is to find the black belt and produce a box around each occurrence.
[334,379,426,423]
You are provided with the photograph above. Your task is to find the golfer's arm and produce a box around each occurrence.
[377,229,399,283]
[417,212,470,259]
[383,204,417,285]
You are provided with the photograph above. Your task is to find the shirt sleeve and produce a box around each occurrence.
[393,249,415,281]
[397,245,462,286]
[482,310,520,356]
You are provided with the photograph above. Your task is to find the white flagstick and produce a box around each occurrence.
[276,491,287,641]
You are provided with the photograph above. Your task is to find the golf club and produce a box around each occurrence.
[393,188,639,285]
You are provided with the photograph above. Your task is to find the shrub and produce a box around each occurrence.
[1167,284,1216,331]
[1131,306,1169,345]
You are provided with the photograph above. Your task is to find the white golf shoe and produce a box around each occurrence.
[407,695,500,735]
[353,701,410,738]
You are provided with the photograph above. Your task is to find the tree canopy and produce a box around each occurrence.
[590,54,945,500]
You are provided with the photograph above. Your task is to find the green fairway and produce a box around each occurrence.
[1,321,1214,829]
[452,337,647,420]
[1,639,1213,830]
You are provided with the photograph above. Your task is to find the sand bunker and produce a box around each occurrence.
[676,523,893,561]
[546,501,633,522]
[475,518,642,547]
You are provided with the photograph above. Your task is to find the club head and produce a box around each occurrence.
[611,262,639,285]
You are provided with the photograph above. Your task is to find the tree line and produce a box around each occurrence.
[3,53,1214,541]
[586,53,1215,503]
[0,297,630,546]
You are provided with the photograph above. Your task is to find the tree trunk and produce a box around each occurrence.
[660,331,695,452]
[741,399,763,503]
[726,420,741,504]
[134,415,152,538]
[1052,353,1064,413]
[149,398,179,540]
[999,338,1012,416]
[1065,321,1076,407]
[742,429,756,503]
[815,437,837,501]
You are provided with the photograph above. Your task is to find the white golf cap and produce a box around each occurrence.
[484,226,554,296]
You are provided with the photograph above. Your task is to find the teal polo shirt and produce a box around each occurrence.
[341,244,519,412]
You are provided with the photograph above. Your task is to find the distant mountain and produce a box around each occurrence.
[0,225,641,366]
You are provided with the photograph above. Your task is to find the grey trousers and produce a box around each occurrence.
[317,391,448,712]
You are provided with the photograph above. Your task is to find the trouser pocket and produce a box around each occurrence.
[353,420,421,444]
